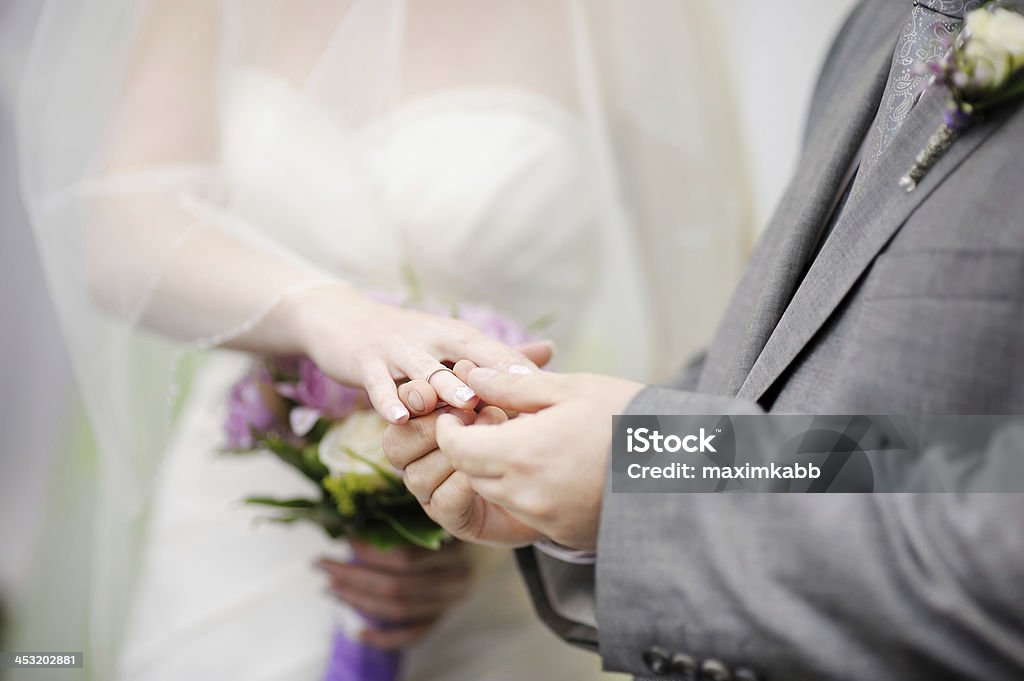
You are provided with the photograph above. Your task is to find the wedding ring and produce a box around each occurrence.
[424,367,456,384]
[425,366,477,405]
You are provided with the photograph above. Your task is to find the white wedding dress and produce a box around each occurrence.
[19,2,750,679]
[115,71,615,681]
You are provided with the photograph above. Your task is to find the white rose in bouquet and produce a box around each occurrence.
[318,410,401,517]
[319,410,393,479]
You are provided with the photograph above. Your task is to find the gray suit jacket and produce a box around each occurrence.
[518,1,1024,679]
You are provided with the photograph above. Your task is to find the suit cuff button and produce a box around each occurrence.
[698,658,732,681]
[642,646,671,675]
[669,652,697,680]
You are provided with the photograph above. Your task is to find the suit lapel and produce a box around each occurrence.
[725,36,894,395]
[738,84,1014,402]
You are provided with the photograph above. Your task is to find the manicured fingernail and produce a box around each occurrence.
[507,364,532,375]
[388,404,410,422]
[469,367,499,383]
[453,386,476,403]
[407,391,425,412]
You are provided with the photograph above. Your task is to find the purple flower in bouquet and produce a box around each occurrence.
[225,369,284,449]
[276,356,363,428]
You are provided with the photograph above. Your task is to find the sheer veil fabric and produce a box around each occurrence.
[18,0,750,678]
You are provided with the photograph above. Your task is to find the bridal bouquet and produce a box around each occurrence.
[224,300,535,681]
[225,354,446,551]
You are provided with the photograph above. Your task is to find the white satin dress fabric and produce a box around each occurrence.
[115,70,618,681]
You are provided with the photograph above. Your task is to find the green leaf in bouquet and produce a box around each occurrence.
[371,490,419,507]
[322,473,391,518]
[255,513,346,540]
[377,510,448,550]
[260,436,328,484]
[366,499,447,549]
[244,496,318,509]
[244,496,348,539]
[340,447,404,489]
[301,444,329,479]
[351,514,447,551]
[304,418,331,443]
[258,514,300,524]
[352,520,411,551]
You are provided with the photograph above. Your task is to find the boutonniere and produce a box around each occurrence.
[900,2,1024,191]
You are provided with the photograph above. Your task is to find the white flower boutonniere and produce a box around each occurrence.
[900,2,1024,191]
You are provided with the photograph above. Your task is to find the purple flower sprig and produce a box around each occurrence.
[224,359,365,448]
[274,357,365,434]
[901,5,1024,191]
[224,369,287,450]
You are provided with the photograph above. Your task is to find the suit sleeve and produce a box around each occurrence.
[512,382,760,654]
[595,388,1024,680]
[668,351,707,392]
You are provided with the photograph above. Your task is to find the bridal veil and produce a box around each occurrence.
[17,1,750,677]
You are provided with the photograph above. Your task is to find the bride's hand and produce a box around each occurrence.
[285,283,539,424]
[316,540,473,650]
[396,339,556,418]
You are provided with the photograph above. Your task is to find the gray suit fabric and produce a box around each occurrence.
[518,1,1024,679]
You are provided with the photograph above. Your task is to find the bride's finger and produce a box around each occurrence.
[449,343,550,387]
[454,362,521,418]
[398,379,437,416]
[427,368,479,410]
[362,361,411,424]
[452,359,479,384]
[517,340,555,368]
[398,352,478,410]
[442,334,537,374]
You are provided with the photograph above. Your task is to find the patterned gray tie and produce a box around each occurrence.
[806,1,981,264]
[863,0,982,163]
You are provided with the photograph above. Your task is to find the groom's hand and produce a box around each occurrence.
[383,407,545,547]
[435,367,643,550]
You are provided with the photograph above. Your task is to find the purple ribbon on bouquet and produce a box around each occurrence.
[324,626,403,681]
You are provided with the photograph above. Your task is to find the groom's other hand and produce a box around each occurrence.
[435,368,643,551]
[383,407,544,547]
